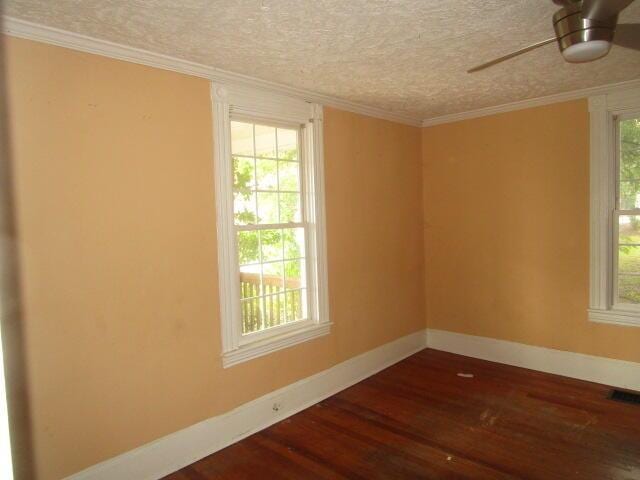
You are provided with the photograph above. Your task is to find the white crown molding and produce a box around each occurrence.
[63,329,428,479]
[427,328,640,391]
[422,78,640,127]
[5,17,639,132]
[1,16,422,127]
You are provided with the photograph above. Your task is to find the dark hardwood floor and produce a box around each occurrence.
[164,349,640,479]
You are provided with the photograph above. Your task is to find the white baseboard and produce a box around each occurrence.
[65,329,428,480]
[65,327,639,479]
[426,328,640,392]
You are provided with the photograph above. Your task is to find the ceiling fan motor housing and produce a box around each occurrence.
[552,3,616,62]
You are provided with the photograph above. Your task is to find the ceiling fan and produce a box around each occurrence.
[468,0,640,72]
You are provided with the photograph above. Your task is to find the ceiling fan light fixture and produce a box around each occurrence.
[467,0,637,74]
[552,3,616,63]
[561,39,611,62]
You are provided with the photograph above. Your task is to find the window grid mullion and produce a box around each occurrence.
[235,222,305,231]
[300,125,312,322]
[239,287,307,303]
[614,116,621,307]
[251,124,265,322]
[615,208,640,216]
[240,256,306,268]
[274,129,286,322]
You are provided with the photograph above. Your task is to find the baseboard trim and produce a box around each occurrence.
[426,328,640,391]
[65,329,428,479]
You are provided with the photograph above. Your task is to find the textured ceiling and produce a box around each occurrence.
[4,0,640,120]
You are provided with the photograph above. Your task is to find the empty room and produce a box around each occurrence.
[0,0,640,479]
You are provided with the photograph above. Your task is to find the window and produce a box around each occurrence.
[589,87,640,327]
[211,83,330,367]
[614,115,640,308]
[232,120,308,333]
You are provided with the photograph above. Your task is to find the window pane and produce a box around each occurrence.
[256,192,278,224]
[619,245,640,273]
[256,158,278,191]
[286,289,307,323]
[231,121,254,156]
[233,156,255,193]
[620,181,640,210]
[241,297,263,334]
[233,191,256,225]
[618,275,640,305]
[262,262,285,329]
[619,214,640,245]
[283,227,305,259]
[617,215,640,304]
[263,292,286,329]
[262,261,284,292]
[279,192,301,223]
[237,230,259,265]
[278,161,300,191]
[239,264,261,298]
[277,128,298,160]
[255,124,277,158]
[620,117,640,209]
[260,229,282,262]
[284,259,306,290]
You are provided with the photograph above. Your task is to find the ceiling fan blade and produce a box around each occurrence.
[467,37,557,73]
[582,0,635,20]
[614,23,640,50]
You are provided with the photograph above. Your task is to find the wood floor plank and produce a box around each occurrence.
[162,349,640,480]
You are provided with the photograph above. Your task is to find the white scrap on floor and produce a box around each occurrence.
[457,373,474,378]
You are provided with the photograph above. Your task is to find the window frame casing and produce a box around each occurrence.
[589,87,640,327]
[211,83,330,367]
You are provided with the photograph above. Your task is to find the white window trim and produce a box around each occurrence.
[589,86,640,327]
[211,82,331,367]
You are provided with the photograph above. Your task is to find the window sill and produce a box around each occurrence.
[222,322,332,368]
[588,308,640,327]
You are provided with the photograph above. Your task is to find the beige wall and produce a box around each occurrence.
[422,100,640,364]
[11,30,639,480]
[5,36,425,479]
